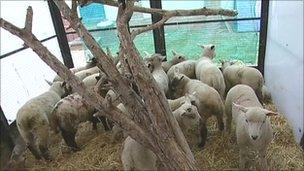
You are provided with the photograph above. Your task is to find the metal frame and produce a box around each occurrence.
[47,0,74,68]
[0,17,260,60]
[257,0,269,75]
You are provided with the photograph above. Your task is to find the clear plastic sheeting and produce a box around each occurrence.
[265,1,303,143]
[0,1,56,55]
[0,39,62,122]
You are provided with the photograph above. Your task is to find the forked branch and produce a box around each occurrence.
[24,6,33,33]
[0,16,152,150]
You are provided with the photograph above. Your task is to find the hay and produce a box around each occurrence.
[20,102,303,170]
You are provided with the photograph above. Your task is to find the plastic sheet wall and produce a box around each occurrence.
[264,1,303,143]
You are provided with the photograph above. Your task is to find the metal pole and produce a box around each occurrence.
[47,0,74,68]
[257,0,269,75]
[149,0,166,56]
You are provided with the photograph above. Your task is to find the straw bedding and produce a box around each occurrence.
[19,102,304,170]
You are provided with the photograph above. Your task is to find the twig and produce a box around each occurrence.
[131,13,172,40]
[24,6,33,33]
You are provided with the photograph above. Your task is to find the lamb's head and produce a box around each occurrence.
[50,81,72,98]
[220,60,236,71]
[200,44,216,59]
[171,50,186,64]
[233,103,278,141]
[175,96,200,129]
[105,90,121,106]
[170,73,190,98]
[145,53,166,71]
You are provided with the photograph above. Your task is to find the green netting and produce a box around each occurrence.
[80,1,260,65]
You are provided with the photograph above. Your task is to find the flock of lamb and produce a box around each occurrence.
[10,44,276,170]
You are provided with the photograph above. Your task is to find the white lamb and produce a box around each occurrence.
[121,97,201,171]
[162,50,186,73]
[16,81,69,160]
[53,58,97,82]
[145,54,169,96]
[225,84,277,169]
[195,44,225,98]
[221,60,264,101]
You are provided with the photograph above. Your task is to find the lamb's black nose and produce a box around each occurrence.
[251,135,258,140]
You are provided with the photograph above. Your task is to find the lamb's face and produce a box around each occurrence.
[201,44,216,59]
[178,103,201,131]
[170,73,188,98]
[171,54,186,65]
[244,108,268,141]
[145,54,165,71]
[233,103,278,141]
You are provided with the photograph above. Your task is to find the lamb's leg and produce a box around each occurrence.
[99,116,111,131]
[36,124,52,161]
[19,129,41,160]
[60,127,79,151]
[239,148,248,169]
[259,148,268,170]
[198,120,208,148]
[216,113,224,131]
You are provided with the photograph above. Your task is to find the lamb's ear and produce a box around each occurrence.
[159,55,166,62]
[60,81,66,87]
[211,45,215,50]
[44,79,52,86]
[232,102,248,113]
[262,109,278,116]
[197,43,204,49]
[172,50,177,56]
[95,75,101,81]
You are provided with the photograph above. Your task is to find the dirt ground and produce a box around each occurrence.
[17,103,304,170]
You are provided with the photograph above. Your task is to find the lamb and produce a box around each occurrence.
[199,44,216,59]
[225,84,277,169]
[195,45,225,98]
[145,53,169,95]
[82,71,106,89]
[53,57,97,82]
[50,93,110,151]
[16,81,70,160]
[8,121,26,167]
[221,60,264,101]
[162,50,186,73]
[167,50,196,84]
[121,97,202,171]
[170,72,225,138]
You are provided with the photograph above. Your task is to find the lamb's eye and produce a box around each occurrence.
[263,120,265,124]
[245,119,248,123]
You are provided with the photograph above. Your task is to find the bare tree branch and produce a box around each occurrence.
[79,0,237,17]
[131,13,172,40]
[116,1,197,169]
[0,17,152,150]
[24,6,33,33]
